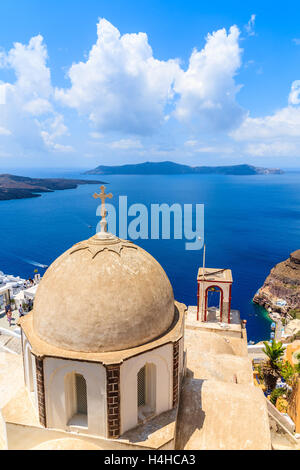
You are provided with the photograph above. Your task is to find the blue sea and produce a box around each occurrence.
[1,168,300,343]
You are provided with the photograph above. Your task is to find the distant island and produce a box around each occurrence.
[85,161,284,176]
[0,174,105,201]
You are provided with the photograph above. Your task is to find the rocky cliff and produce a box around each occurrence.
[0,174,105,200]
[253,250,300,319]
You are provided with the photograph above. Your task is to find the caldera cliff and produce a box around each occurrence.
[253,250,300,320]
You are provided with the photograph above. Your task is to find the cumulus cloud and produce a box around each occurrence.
[0,35,70,153]
[173,26,245,131]
[56,19,245,135]
[3,17,298,162]
[3,35,52,101]
[232,107,300,141]
[40,114,73,153]
[0,19,247,161]
[56,19,180,135]
[232,81,300,156]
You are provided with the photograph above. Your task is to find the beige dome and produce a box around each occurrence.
[33,233,175,353]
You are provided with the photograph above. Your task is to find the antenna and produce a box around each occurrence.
[198,237,206,321]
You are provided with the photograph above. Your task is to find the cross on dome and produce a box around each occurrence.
[93,185,113,234]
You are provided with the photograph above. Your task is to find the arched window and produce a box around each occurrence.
[204,285,224,322]
[65,373,88,428]
[137,363,156,422]
[137,366,146,408]
[75,373,88,416]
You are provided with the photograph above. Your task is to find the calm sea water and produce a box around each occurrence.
[1,168,300,343]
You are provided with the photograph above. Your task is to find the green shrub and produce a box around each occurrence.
[270,387,286,405]
[257,365,264,381]
[289,309,300,320]
[279,361,297,385]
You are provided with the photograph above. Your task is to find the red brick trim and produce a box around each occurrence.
[35,357,47,427]
[173,340,180,407]
[106,364,121,439]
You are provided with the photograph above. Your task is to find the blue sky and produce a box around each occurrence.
[0,0,300,168]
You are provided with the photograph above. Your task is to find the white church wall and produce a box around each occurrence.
[120,343,173,434]
[21,333,29,389]
[44,358,107,437]
[22,333,38,413]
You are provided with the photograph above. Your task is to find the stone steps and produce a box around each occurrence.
[0,333,21,354]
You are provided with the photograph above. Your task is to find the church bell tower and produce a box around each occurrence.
[197,267,233,323]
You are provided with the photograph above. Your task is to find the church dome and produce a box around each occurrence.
[32,233,175,353]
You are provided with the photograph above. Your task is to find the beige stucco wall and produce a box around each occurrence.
[43,357,107,437]
[176,378,272,450]
[0,410,7,450]
[5,422,157,450]
[120,343,173,434]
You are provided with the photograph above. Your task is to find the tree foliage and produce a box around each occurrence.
[263,340,285,369]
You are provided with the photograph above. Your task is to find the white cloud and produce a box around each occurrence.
[232,106,300,141]
[0,35,70,154]
[56,19,180,135]
[4,35,52,101]
[56,19,245,136]
[184,139,198,147]
[292,38,300,46]
[195,144,234,154]
[108,138,143,150]
[288,80,300,105]
[2,17,299,163]
[89,131,104,139]
[0,126,11,136]
[245,141,298,157]
[173,26,245,131]
[245,14,256,37]
[40,114,73,152]
[232,81,300,157]
[24,98,53,116]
